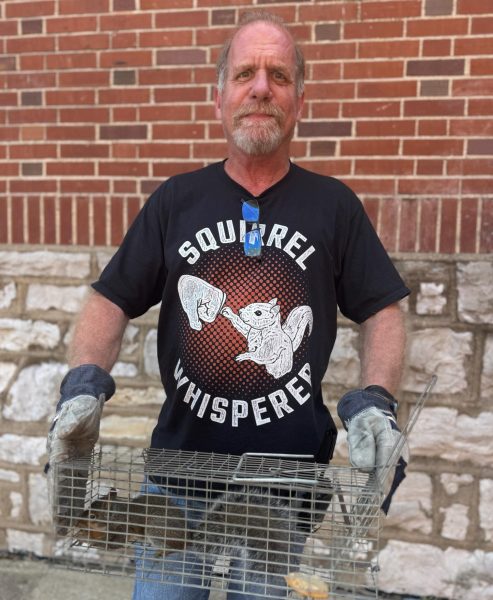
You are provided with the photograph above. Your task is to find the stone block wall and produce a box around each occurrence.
[0,248,492,599]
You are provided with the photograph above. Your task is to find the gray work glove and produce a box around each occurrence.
[45,364,115,525]
[337,385,406,513]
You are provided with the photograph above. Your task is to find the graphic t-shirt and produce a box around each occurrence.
[93,161,410,461]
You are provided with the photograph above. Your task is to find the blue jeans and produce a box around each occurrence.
[131,480,298,600]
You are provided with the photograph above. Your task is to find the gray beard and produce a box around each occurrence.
[231,120,284,156]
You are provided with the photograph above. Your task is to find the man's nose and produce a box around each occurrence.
[250,70,272,100]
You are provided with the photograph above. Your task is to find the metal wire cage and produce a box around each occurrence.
[53,449,383,599]
[52,378,436,599]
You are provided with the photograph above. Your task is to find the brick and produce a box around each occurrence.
[458,0,493,13]
[60,180,109,194]
[310,141,336,156]
[462,179,492,195]
[112,143,137,159]
[192,141,228,159]
[46,90,95,105]
[448,159,493,175]
[8,109,58,124]
[451,119,493,136]
[405,99,464,117]
[425,0,454,16]
[418,120,447,136]
[359,40,419,59]
[111,32,137,49]
[420,80,449,96]
[299,3,359,22]
[141,0,193,8]
[156,49,206,66]
[310,102,340,119]
[398,178,460,195]
[298,121,352,137]
[480,198,493,253]
[315,23,340,41]
[11,197,24,244]
[407,59,464,77]
[21,126,45,141]
[403,139,463,156]
[0,197,7,243]
[453,79,493,97]
[471,17,493,35]
[27,197,41,244]
[419,198,439,252]
[10,144,57,159]
[138,143,188,159]
[11,179,56,193]
[43,196,56,244]
[211,9,235,25]
[355,159,414,175]
[126,197,141,227]
[100,51,152,68]
[471,59,493,76]
[422,39,452,57]
[21,163,42,176]
[47,126,95,141]
[46,16,97,33]
[100,13,151,30]
[113,70,136,86]
[311,63,342,81]
[305,82,355,100]
[154,87,207,103]
[340,139,400,156]
[22,20,43,35]
[0,57,16,71]
[468,139,493,155]
[60,108,109,123]
[342,101,400,118]
[140,105,191,122]
[437,217,461,255]
[59,0,110,14]
[399,198,418,252]
[46,53,97,70]
[455,37,493,56]
[6,1,55,18]
[99,89,149,105]
[362,198,379,229]
[344,21,403,40]
[303,42,356,62]
[379,198,399,252]
[76,197,90,245]
[357,80,417,98]
[60,197,73,245]
[20,55,45,71]
[46,162,94,176]
[99,162,148,177]
[140,30,194,49]
[469,99,493,116]
[362,0,421,18]
[408,18,468,37]
[21,92,42,106]
[155,10,209,28]
[460,198,478,253]
[344,60,404,80]
[100,125,147,140]
[356,120,415,137]
[58,33,109,52]
[59,71,109,87]
[112,107,138,122]
[60,144,109,158]
[7,37,55,54]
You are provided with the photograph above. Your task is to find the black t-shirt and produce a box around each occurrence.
[93,161,409,461]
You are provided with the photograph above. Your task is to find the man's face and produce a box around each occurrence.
[215,22,304,157]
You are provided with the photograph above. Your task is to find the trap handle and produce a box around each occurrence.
[232,452,322,485]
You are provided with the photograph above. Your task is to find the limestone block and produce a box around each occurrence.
[100,415,156,443]
[111,386,166,407]
[409,408,493,465]
[28,473,51,526]
[144,329,160,377]
[457,262,493,324]
[386,472,432,534]
[481,334,493,400]
[480,479,493,542]
[0,318,60,351]
[403,328,472,394]
[440,503,469,540]
[441,473,474,495]
[379,542,493,599]
[111,362,138,378]
[9,492,23,518]
[416,282,447,315]
[0,281,16,309]
[0,434,46,465]
[0,361,16,393]
[0,251,90,278]
[121,323,140,356]
[7,529,45,555]
[0,468,20,482]
[96,250,114,273]
[322,328,359,387]
[3,362,67,422]
[26,283,88,313]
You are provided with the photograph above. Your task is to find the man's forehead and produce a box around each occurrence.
[228,22,296,64]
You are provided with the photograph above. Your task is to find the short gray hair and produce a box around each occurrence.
[216,11,305,96]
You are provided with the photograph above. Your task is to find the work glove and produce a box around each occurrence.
[45,364,115,525]
[337,385,406,513]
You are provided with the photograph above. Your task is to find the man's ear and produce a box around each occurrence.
[214,86,222,119]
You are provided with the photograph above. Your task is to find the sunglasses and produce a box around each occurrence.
[242,198,262,257]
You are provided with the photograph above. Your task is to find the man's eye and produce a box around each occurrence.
[272,71,288,82]
[236,70,252,80]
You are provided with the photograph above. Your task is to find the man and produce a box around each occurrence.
[47,10,409,599]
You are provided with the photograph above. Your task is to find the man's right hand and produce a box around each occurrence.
[45,365,115,514]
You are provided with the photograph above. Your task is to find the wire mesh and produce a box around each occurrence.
[53,449,383,599]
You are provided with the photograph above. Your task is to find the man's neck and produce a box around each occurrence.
[224,151,291,197]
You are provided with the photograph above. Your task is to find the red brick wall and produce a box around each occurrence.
[1,0,492,252]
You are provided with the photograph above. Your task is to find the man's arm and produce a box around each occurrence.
[359,302,406,395]
[68,291,129,371]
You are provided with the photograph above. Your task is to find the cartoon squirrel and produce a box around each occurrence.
[221,299,313,379]
[74,486,304,577]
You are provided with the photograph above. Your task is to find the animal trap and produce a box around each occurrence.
[53,449,384,599]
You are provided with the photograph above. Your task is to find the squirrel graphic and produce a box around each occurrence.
[221,299,313,379]
[74,487,305,579]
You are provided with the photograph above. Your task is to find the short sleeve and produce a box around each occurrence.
[92,186,168,319]
[336,199,409,324]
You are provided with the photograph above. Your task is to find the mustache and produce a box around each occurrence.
[233,103,285,125]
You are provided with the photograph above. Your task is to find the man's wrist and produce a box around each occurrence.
[337,385,397,429]
[57,364,115,411]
